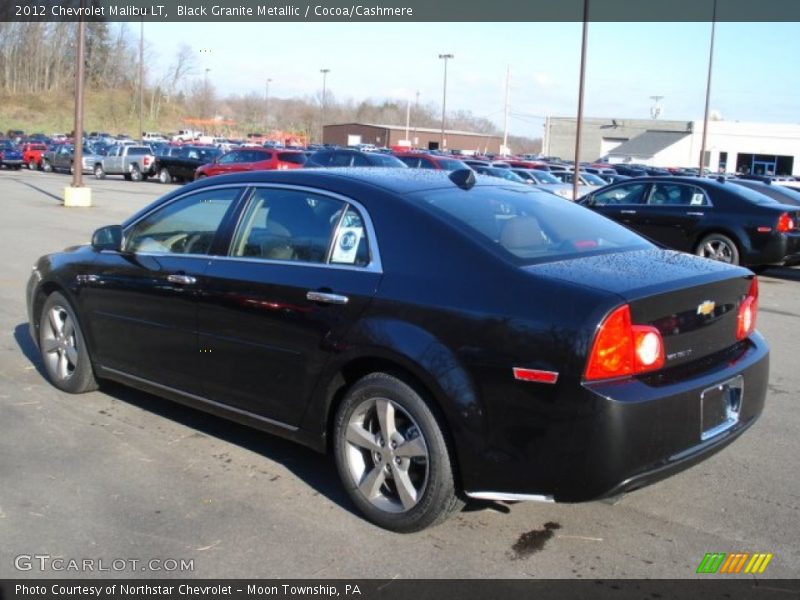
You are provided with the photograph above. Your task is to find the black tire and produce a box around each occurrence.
[28,159,38,170]
[69,162,75,175]
[42,159,52,173]
[94,164,105,179]
[695,233,740,265]
[158,167,172,184]
[39,291,98,394]
[130,165,142,182]
[333,372,463,532]
[123,172,132,181]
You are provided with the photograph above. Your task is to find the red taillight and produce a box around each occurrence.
[736,277,759,340]
[144,157,151,166]
[585,304,665,381]
[777,212,795,233]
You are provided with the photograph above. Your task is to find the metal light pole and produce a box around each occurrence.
[265,77,272,131]
[438,53,453,151]
[139,19,144,143]
[204,68,211,120]
[413,90,420,147]
[572,0,589,203]
[699,0,717,175]
[320,68,330,143]
[71,18,86,189]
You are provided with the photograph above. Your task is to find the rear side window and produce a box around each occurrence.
[647,183,710,206]
[277,152,307,165]
[412,186,651,264]
[231,189,342,263]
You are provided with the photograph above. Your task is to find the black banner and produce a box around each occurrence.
[2,0,800,22]
[2,580,800,600]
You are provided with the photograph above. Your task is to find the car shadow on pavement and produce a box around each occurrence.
[14,323,359,519]
[14,322,48,379]
[758,265,800,283]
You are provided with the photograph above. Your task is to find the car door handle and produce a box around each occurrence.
[306,291,349,305]
[167,274,197,285]
[687,212,705,216]
[620,210,637,214]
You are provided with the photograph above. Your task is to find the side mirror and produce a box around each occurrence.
[91,225,123,252]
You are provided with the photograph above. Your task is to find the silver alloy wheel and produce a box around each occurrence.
[698,239,735,262]
[41,305,79,382]
[159,168,170,183]
[345,397,429,513]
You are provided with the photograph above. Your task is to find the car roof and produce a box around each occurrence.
[185,167,518,195]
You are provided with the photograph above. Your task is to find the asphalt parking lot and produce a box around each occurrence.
[1,168,799,579]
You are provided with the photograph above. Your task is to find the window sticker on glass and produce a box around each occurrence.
[331,226,363,264]
[690,193,705,205]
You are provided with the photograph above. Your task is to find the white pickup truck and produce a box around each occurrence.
[93,145,156,181]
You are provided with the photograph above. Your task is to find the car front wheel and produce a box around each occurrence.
[94,164,105,179]
[39,291,98,394]
[42,159,52,172]
[695,233,740,265]
[333,372,462,532]
[130,165,142,182]
[158,168,172,184]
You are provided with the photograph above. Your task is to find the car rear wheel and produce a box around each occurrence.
[94,164,105,179]
[158,168,172,184]
[695,233,740,265]
[130,165,142,182]
[42,159,52,172]
[333,372,463,532]
[28,159,37,170]
[39,292,98,394]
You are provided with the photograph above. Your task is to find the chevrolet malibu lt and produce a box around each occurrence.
[26,168,768,532]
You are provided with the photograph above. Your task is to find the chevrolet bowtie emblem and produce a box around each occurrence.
[697,300,716,316]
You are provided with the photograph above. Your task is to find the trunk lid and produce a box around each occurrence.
[524,248,755,368]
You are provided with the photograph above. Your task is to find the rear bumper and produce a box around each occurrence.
[462,333,769,502]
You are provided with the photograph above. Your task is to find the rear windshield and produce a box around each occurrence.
[436,159,469,171]
[531,171,562,184]
[277,152,307,165]
[127,147,150,155]
[411,185,651,265]
[367,153,407,167]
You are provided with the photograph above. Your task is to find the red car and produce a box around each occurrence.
[21,143,48,170]
[194,147,306,179]
[394,152,469,171]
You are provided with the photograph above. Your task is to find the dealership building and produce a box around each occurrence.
[543,117,800,176]
[323,122,503,154]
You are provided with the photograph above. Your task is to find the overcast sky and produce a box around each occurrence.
[142,21,800,138]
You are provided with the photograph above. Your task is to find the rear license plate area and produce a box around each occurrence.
[700,375,743,441]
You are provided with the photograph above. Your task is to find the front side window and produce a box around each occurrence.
[125,188,239,254]
[593,183,647,206]
[217,152,239,165]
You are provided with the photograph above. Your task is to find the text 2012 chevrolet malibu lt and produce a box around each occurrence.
[26,168,768,532]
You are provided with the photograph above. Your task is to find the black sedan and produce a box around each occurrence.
[306,148,406,168]
[27,169,768,532]
[580,177,800,267]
